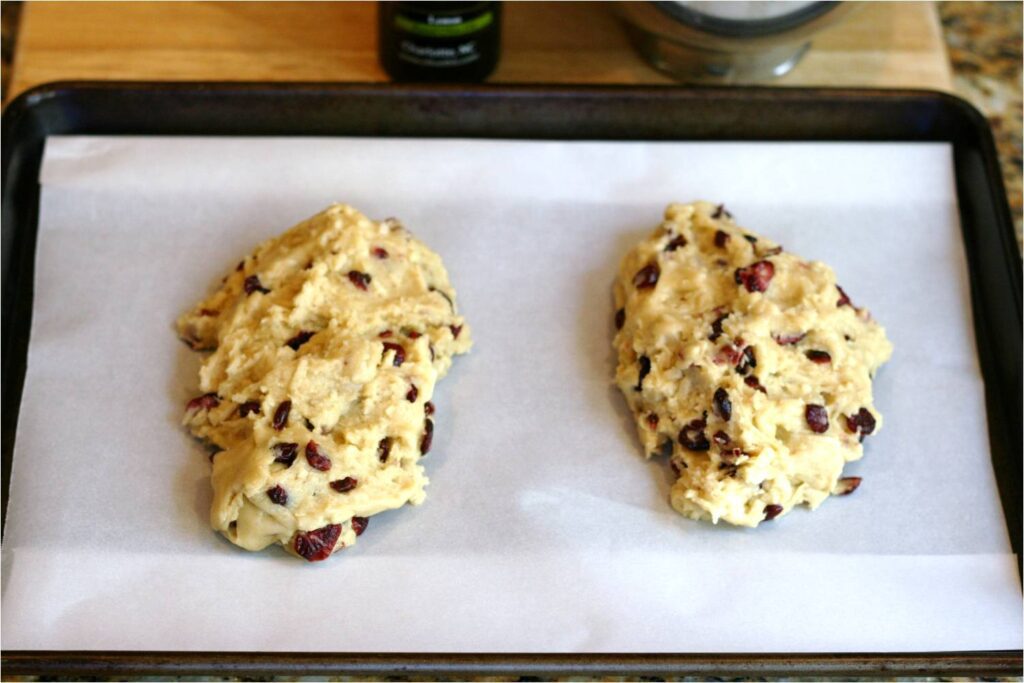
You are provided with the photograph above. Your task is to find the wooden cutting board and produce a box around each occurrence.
[8,1,952,101]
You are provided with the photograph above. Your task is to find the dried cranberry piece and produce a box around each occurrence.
[664,235,687,252]
[646,413,659,430]
[763,504,783,521]
[734,261,775,293]
[774,332,806,346]
[712,204,731,219]
[835,476,862,495]
[708,312,729,342]
[372,439,392,467]
[238,400,261,418]
[714,230,730,248]
[736,346,757,375]
[243,275,270,295]
[305,440,332,471]
[267,485,288,506]
[272,442,299,467]
[379,330,393,338]
[845,408,877,438]
[404,329,422,339]
[186,393,220,412]
[421,419,434,455]
[715,344,743,366]
[372,247,389,259]
[744,375,767,394]
[720,444,745,465]
[635,355,651,391]
[856,409,876,435]
[805,404,829,433]
[450,324,463,339]
[713,430,731,446]
[351,516,369,536]
[713,388,732,421]
[406,385,418,402]
[382,342,406,367]
[805,350,832,364]
[633,263,660,290]
[293,524,341,562]
[272,400,291,431]
[615,308,626,330]
[679,418,710,451]
[199,308,218,317]
[285,330,315,351]
[348,270,372,291]
[836,285,853,307]
[424,401,435,416]
[330,477,358,493]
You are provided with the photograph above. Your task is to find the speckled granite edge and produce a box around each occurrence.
[940,1,1023,252]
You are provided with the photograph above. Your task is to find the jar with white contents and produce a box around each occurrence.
[617,1,852,82]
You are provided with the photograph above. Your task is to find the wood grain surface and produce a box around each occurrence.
[8,1,953,100]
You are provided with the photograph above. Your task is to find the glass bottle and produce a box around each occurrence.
[378,2,502,82]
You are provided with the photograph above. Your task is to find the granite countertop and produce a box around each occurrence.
[939,1,1023,249]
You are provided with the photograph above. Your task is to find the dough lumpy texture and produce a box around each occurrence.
[613,202,892,527]
[177,204,470,560]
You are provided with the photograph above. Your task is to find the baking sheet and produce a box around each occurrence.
[1,136,1020,652]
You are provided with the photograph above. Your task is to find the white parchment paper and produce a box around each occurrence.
[2,136,1020,652]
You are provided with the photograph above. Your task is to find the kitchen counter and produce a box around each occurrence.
[3,1,1018,247]
[939,1,1022,246]
[5,2,954,92]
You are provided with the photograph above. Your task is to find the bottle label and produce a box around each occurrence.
[393,5,494,68]
[395,11,494,38]
[398,39,481,67]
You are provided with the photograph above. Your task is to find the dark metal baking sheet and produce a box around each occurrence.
[2,82,1020,678]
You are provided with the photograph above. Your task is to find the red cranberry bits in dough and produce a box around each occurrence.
[613,202,891,527]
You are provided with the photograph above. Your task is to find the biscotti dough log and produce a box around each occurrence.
[613,201,892,527]
[178,204,471,561]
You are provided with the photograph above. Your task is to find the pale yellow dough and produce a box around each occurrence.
[613,202,892,527]
[178,204,471,560]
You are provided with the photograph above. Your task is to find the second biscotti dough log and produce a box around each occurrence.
[613,201,892,527]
